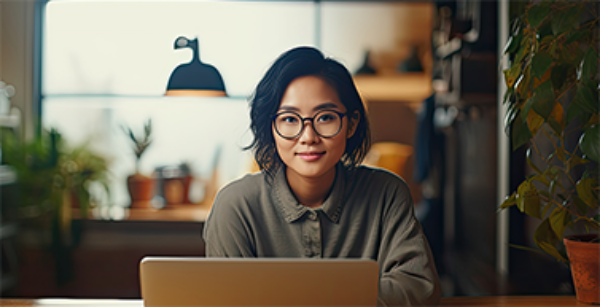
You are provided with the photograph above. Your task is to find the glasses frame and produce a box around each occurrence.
[272,109,347,139]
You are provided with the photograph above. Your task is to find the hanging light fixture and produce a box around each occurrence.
[165,36,227,97]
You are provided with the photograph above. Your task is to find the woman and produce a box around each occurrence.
[203,46,441,306]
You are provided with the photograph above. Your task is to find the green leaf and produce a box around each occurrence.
[550,207,572,240]
[531,80,556,120]
[504,103,519,135]
[528,2,551,29]
[560,42,584,66]
[499,193,517,211]
[534,219,568,262]
[531,174,550,187]
[547,118,563,136]
[580,125,600,163]
[572,195,588,215]
[550,64,571,93]
[576,177,599,209]
[532,51,553,79]
[526,110,545,136]
[512,111,532,150]
[581,47,599,82]
[552,5,581,36]
[566,28,588,44]
[575,84,599,114]
[517,180,542,218]
[504,33,522,55]
[567,155,590,173]
[504,64,522,88]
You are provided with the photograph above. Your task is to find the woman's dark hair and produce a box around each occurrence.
[245,46,371,177]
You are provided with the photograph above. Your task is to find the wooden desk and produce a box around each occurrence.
[0,296,582,306]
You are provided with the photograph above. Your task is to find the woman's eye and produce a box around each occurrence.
[317,114,334,122]
[281,116,298,123]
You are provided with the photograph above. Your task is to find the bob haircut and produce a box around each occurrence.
[246,46,371,177]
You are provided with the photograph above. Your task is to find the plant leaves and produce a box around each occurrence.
[504,64,522,89]
[552,5,581,37]
[499,193,517,211]
[526,110,545,136]
[572,195,588,215]
[575,84,599,114]
[566,28,588,44]
[550,64,574,93]
[560,42,584,66]
[532,51,553,79]
[567,155,590,173]
[528,2,551,29]
[534,219,568,262]
[504,33,522,55]
[581,47,599,82]
[512,111,532,150]
[576,177,599,209]
[547,102,564,136]
[517,180,542,218]
[531,80,556,120]
[526,148,543,174]
[550,207,572,239]
[504,103,519,135]
[580,125,600,163]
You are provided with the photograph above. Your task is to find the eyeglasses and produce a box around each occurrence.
[272,110,347,139]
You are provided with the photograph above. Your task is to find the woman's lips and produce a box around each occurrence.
[297,151,325,162]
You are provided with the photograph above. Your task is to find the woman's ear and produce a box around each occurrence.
[347,111,360,139]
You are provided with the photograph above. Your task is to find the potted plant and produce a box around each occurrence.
[123,119,154,208]
[1,127,110,285]
[499,0,599,303]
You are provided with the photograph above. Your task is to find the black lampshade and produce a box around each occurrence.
[165,37,227,97]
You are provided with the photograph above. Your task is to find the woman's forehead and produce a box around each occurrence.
[278,75,346,112]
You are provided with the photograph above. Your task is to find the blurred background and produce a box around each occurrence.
[0,0,583,300]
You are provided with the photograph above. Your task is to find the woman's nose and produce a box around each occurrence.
[298,121,319,144]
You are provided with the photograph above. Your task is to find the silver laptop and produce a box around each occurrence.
[139,257,379,307]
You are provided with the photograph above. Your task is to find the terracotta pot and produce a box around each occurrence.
[126,173,155,208]
[564,234,600,304]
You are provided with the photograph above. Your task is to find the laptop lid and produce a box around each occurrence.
[139,257,379,307]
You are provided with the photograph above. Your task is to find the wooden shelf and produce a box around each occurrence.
[353,73,432,108]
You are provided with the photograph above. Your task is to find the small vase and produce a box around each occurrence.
[564,234,600,304]
[127,173,155,208]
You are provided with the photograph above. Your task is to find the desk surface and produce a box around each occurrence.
[0,296,583,306]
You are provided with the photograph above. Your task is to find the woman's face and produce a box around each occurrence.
[273,75,358,181]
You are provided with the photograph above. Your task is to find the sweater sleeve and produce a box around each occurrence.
[202,184,256,257]
[376,178,441,306]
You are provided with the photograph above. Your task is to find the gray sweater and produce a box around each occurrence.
[203,164,441,306]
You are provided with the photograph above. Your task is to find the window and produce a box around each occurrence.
[41,0,432,210]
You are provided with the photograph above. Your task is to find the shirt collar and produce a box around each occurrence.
[272,163,346,224]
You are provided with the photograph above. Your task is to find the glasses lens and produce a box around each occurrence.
[314,110,342,137]
[274,112,302,138]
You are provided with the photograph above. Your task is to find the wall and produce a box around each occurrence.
[0,0,36,140]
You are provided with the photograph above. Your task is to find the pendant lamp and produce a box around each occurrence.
[165,37,227,97]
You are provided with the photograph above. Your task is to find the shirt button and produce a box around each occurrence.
[309,212,317,220]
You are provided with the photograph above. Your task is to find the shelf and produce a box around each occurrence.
[353,73,432,111]
[0,114,19,128]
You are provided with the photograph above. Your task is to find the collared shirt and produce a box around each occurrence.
[203,164,441,306]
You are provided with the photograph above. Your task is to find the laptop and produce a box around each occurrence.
[139,257,379,307]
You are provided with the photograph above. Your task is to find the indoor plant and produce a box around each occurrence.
[499,0,599,303]
[1,127,110,284]
[123,119,154,208]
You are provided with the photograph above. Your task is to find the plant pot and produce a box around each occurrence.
[564,234,600,304]
[126,173,155,208]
